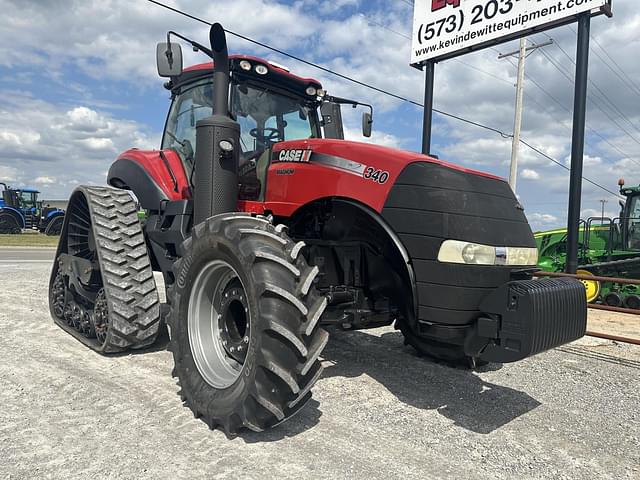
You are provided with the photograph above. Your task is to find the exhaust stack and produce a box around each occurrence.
[211,23,230,118]
[193,23,240,225]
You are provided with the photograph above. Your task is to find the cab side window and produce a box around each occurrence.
[162,81,214,178]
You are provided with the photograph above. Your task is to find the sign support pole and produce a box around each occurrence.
[421,60,435,155]
[566,13,591,274]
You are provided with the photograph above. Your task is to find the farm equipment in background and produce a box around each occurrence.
[0,182,65,235]
[536,179,640,308]
[48,24,587,434]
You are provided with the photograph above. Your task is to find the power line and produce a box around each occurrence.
[539,46,640,148]
[519,139,622,198]
[544,34,640,135]
[497,45,638,169]
[361,14,513,86]
[361,13,514,89]
[568,25,640,98]
[146,0,510,136]
[505,56,640,167]
[144,0,622,200]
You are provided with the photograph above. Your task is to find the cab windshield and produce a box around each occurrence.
[627,195,640,249]
[161,78,320,188]
[19,191,37,209]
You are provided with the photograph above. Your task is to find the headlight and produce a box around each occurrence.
[239,60,252,71]
[305,86,317,96]
[437,240,538,266]
[254,64,269,75]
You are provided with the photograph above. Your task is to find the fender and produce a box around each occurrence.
[0,207,25,228]
[334,198,418,321]
[108,149,191,210]
[288,196,418,323]
[46,210,65,219]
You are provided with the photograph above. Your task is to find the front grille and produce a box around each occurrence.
[382,161,535,326]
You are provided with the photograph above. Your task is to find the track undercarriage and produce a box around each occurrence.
[49,186,161,352]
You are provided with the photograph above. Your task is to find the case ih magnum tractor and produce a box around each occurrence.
[49,25,587,434]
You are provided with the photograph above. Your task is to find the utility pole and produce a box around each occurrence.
[510,38,526,193]
[499,39,553,194]
[600,199,607,220]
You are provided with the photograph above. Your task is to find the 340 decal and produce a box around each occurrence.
[363,167,389,184]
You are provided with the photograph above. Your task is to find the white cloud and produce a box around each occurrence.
[527,212,560,231]
[343,126,403,149]
[0,93,158,198]
[0,165,19,182]
[521,168,540,180]
[34,176,56,185]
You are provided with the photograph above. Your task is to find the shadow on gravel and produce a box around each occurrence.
[239,399,323,444]
[321,329,541,435]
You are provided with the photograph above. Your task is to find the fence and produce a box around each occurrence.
[533,270,640,346]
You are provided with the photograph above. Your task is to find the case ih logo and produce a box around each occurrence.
[278,149,312,163]
[431,0,460,11]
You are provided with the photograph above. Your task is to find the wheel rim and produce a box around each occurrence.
[188,260,251,389]
[625,295,640,310]
[576,269,600,303]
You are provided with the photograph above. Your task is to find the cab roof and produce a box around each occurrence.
[171,55,323,99]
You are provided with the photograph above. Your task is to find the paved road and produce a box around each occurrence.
[0,259,639,479]
[0,246,55,263]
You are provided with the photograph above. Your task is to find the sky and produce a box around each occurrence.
[0,0,638,231]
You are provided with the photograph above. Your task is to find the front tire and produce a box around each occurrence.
[0,211,21,234]
[45,215,64,235]
[168,214,328,434]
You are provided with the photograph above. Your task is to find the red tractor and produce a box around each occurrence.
[49,24,587,434]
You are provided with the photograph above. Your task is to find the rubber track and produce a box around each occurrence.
[50,186,160,353]
[168,213,329,434]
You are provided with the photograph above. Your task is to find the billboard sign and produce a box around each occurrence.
[411,0,612,65]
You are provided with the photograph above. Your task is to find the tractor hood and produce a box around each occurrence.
[266,138,511,217]
[272,138,503,184]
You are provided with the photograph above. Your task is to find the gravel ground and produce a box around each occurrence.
[1,255,639,480]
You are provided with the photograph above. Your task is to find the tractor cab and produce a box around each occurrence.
[161,56,324,201]
[619,180,640,250]
[0,182,19,209]
[156,34,373,203]
[16,188,40,211]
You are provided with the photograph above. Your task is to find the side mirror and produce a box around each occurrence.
[362,112,373,138]
[156,42,183,77]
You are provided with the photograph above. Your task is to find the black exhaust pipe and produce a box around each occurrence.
[193,23,240,225]
[211,23,230,118]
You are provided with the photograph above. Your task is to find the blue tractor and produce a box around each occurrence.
[0,182,65,235]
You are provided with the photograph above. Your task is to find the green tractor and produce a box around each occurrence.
[535,179,640,308]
